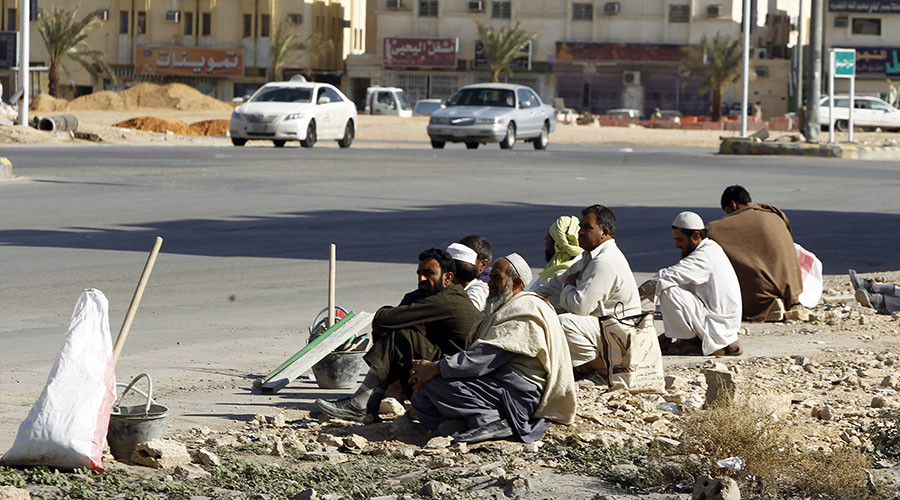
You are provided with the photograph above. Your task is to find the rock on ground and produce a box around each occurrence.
[131,439,192,469]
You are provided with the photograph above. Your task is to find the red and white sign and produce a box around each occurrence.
[383,37,457,68]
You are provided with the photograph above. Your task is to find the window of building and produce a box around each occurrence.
[119,11,128,34]
[419,0,438,17]
[852,18,881,35]
[243,14,252,37]
[492,1,511,19]
[183,11,193,35]
[260,14,270,37]
[572,3,593,21]
[201,12,211,36]
[7,9,15,31]
[668,4,690,23]
[136,11,146,34]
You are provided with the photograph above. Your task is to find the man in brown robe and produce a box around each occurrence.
[706,185,804,322]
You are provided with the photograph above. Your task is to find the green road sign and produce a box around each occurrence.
[833,49,856,78]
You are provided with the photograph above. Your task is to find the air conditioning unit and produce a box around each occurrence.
[623,70,641,86]
[707,4,721,17]
[386,0,401,9]
[95,9,109,21]
[164,10,181,22]
[754,48,767,59]
[468,0,483,11]
[288,13,303,24]
[341,19,351,28]
[604,2,620,14]
[834,16,849,28]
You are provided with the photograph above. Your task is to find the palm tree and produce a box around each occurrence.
[681,33,747,122]
[475,20,537,83]
[38,7,113,97]
[268,22,326,81]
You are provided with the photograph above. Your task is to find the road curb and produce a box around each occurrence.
[720,138,900,160]
[0,157,11,178]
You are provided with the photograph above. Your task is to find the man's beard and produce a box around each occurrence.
[545,246,554,263]
[681,241,699,259]
[483,281,514,317]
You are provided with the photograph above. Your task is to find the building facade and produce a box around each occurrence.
[346,0,798,117]
[0,0,366,101]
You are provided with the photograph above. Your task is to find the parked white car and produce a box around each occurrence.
[818,95,900,132]
[230,81,358,148]
[426,83,556,150]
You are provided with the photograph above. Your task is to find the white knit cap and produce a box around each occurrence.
[503,253,533,287]
[446,242,478,265]
[672,211,705,231]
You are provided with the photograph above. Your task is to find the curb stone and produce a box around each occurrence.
[719,138,900,160]
[0,157,11,178]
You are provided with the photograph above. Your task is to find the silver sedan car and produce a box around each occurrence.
[427,83,556,150]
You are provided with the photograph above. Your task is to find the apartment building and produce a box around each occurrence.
[0,0,366,101]
[346,0,799,116]
[825,0,900,101]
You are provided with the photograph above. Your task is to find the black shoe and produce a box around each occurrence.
[314,397,366,422]
[849,269,874,292]
[452,419,513,443]
[436,418,467,437]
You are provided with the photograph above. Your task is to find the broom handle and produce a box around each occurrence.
[328,243,336,328]
[112,236,163,366]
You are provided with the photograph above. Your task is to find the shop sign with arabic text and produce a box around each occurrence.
[383,37,458,68]
[852,47,900,76]
[136,46,244,77]
[555,42,699,63]
[829,0,900,13]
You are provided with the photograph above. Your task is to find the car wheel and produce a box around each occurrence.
[337,121,355,148]
[499,123,516,150]
[431,139,445,149]
[300,121,317,148]
[835,119,849,132]
[533,122,550,150]
[465,142,479,149]
[273,140,286,148]
[231,138,247,147]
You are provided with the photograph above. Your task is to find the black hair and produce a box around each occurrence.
[581,204,617,238]
[673,227,708,239]
[419,248,456,275]
[721,185,752,208]
[459,235,492,262]
[454,261,478,283]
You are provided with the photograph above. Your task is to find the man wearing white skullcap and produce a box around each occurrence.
[410,253,576,444]
[447,241,490,311]
[639,211,743,356]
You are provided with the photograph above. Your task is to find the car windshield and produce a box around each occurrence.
[415,101,442,114]
[447,88,515,108]
[249,87,312,103]
[397,92,410,110]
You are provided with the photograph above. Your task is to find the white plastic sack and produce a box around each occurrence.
[1,289,116,471]
[795,244,823,308]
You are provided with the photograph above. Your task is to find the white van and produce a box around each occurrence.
[364,87,412,117]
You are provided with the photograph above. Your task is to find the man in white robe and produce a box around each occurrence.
[447,242,489,311]
[639,211,743,356]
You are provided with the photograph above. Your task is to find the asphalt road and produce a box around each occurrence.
[0,143,897,446]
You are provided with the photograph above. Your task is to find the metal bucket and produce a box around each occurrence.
[311,351,367,389]
[107,373,168,461]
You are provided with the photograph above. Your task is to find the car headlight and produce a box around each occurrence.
[430,117,448,125]
[283,113,304,121]
[231,111,243,121]
[476,117,504,125]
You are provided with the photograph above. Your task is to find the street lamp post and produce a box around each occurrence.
[740,0,750,137]
[17,0,29,125]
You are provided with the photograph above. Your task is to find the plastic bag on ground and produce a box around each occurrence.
[1,289,116,470]
[795,244,823,308]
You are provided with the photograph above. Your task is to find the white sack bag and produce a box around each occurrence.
[795,244,824,309]
[1,289,116,471]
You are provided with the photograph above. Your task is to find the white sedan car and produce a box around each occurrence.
[230,81,358,148]
[818,95,900,132]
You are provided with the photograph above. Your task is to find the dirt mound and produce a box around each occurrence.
[119,83,233,111]
[31,94,68,113]
[67,90,126,111]
[189,119,229,136]
[113,116,196,135]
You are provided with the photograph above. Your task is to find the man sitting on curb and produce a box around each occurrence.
[640,212,743,356]
[448,241,489,311]
[315,248,481,421]
[529,215,582,291]
[409,254,576,444]
[850,269,900,314]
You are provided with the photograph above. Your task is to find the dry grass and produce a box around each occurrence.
[678,401,875,499]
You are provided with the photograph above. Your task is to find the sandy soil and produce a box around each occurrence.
[10,111,898,148]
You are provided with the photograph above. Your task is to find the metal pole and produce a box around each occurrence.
[828,51,834,143]
[805,0,823,142]
[17,0,29,125]
[327,243,336,328]
[796,0,804,109]
[741,0,750,137]
[849,74,855,142]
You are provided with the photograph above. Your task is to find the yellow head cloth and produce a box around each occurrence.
[539,215,582,281]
